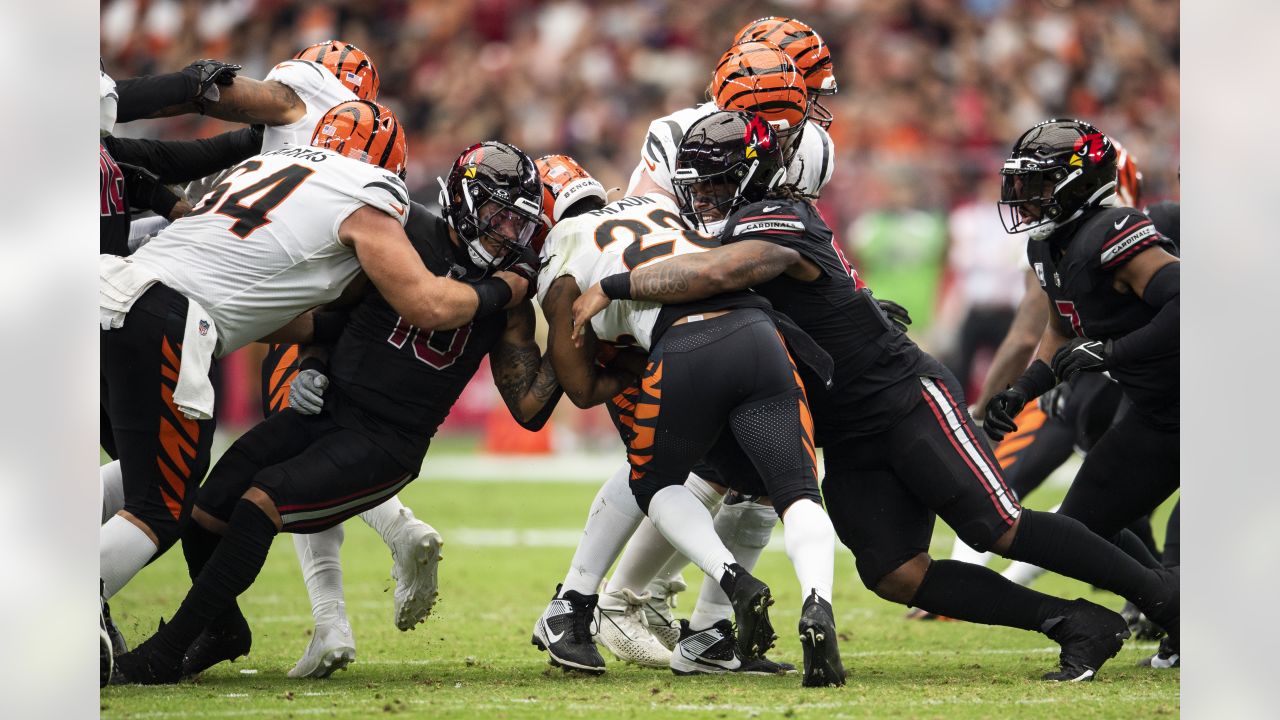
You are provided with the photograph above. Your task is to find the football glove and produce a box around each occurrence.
[289,369,328,415]
[183,59,241,111]
[1051,337,1111,381]
[878,298,912,332]
[983,387,1027,442]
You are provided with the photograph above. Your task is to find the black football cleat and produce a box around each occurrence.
[100,605,114,689]
[111,632,184,686]
[719,563,776,660]
[1140,567,1179,662]
[1040,599,1130,682]
[799,590,846,687]
[1138,636,1180,669]
[181,611,252,677]
[670,619,787,675]
[531,584,606,674]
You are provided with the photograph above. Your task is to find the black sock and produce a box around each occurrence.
[151,500,277,660]
[718,563,749,597]
[1007,509,1167,611]
[909,559,1067,632]
[1112,528,1162,570]
[180,519,249,633]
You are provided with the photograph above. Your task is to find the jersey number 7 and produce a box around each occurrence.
[188,161,315,239]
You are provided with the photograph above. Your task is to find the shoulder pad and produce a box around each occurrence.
[1078,207,1167,271]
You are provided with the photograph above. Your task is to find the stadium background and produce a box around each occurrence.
[103,0,1180,447]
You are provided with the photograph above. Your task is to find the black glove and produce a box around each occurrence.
[117,162,180,218]
[878,298,912,332]
[182,59,241,112]
[1037,381,1073,420]
[983,387,1027,442]
[1051,337,1111,381]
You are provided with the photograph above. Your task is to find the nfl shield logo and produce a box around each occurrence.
[198,319,210,336]
[1033,263,1046,286]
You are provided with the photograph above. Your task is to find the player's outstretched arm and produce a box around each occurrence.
[542,276,638,408]
[341,206,528,331]
[491,300,563,431]
[570,239,806,342]
[199,76,306,126]
[973,270,1049,419]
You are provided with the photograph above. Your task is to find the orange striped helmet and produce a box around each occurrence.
[1112,138,1144,208]
[733,17,837,129]
[294,40,380,102]
[535,154,607,225]
[311,100,407,178]
[711,41,810,159]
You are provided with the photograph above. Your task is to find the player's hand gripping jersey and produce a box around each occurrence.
[538,193,717,350]
[127,146,409,357]
[629,102,835,199]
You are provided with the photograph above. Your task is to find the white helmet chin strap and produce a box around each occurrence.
[466,239,500,269]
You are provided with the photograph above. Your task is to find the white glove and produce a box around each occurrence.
[289,369,329,415]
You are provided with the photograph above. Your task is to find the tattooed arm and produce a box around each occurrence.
[542,276,639,408]
[571,240,818,341]
[490,299,562,430]
[198,77,306,126]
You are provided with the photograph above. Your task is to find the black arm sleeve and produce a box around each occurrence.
[1108,262,1180,366]
[117,163,180,219]
[115,72,199,123]
[101,126,264,184]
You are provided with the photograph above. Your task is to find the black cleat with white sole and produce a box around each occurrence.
[719,563,776,660]
[799,590,846,687]
[111,632,184,686]
[670,620,788,676]
[531,584,605,674]
[1041,599,1130,682]
[1138,636,1180,668]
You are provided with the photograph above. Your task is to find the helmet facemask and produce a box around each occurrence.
[442,176,542,273]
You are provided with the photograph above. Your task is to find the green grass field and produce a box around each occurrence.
[102,443,1179,719]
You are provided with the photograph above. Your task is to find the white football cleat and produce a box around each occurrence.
[390,513,444,631]
[597,588,672,668]
[644,576,687,650]
[288,610,356,679]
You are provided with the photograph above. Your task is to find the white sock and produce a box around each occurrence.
[360,495,411,543]
[100,515,158,600]
[688,500,778,627]
[646,485,735,583]
[293,524,346,625]
[560,463,644,596]
[949,535,993,566]
[781,499,835,603]
[611,473,722,594]
[1001,560,1047,587]
[101,461,124,524]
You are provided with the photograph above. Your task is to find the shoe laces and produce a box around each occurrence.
[601,589,654,638]
[571,596,598,643]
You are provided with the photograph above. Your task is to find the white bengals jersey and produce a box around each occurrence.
[537,193,716,351]
[261,60,358,151]
[130,146,409,357]
[626,101,835,199]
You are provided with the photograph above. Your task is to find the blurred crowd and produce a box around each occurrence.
[102,0,1179,427]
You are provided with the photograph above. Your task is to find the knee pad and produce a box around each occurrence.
[715,501,776,549]
[685,472,725,513]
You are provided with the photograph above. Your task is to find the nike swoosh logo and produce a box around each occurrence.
[545,624,566,644]
[390,203,405,217]
[762,205,781,212]
[1113,216,1130,230]
[680,647,739,669]
[644,158,657,172]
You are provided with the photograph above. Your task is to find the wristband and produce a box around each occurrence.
[600,272,633,300]
[311,310,350,344]
[472,276,514,319]
[1011,359,1056,400]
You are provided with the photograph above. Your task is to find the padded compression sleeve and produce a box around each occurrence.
[1108,262,1180,366]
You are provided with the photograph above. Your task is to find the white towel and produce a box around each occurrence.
[99,254,160,330]
[173,298,218,421]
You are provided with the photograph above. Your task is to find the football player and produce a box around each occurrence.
[527,156,793,678]
[99,100,529,672]
[532,137,845,687]
[985,119,1181,668]
[111,140,556,685]
[574,110,1180,682]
